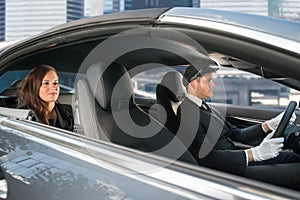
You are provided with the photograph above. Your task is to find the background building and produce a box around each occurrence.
[0,0,299,42]
[67,0,85,22]
[201,0,300,21]
[103,0,125,14]
[125,0,194,10]
[4,0,84,42]
[0,0,4,41]
[201,0,268,16]
[87,0,125,15]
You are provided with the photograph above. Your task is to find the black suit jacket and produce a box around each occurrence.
[178,98,266,175]
[54,103,74,131]
[27,103,74,132]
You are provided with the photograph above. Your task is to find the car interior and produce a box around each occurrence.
[0,31,299,131]
[1,26,300,192]
[0,32,299,140]
[76,60,198,163]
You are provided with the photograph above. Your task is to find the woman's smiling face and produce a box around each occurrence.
[39,70,60,103]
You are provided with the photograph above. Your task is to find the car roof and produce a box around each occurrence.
[163,7,300,42]
[48,7,170,31]
[38,7,300,43]
[3,7,300,51]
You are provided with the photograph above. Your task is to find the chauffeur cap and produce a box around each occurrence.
[183,60,219,86]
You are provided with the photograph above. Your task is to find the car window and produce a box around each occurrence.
[132,68,165,100]
[0,70,78,95]
[0,70,29,94]
[132,66,186,101]
[131,64,300,109]
[211,67,300,108]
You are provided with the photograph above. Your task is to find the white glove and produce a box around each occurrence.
[266,112,296,131]
[251,131,284,162]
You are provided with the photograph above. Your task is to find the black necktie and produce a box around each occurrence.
[201,101,211,112]
[203,101,228,127]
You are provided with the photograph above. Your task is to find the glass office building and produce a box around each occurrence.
[0,0,4,41]
[5,0,84,41]
[1,0,299,41]
[125,0,195,10]
[102,0,124,14]
[67,0,84,22]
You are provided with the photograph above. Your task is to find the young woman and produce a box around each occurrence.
[18,65,74,131]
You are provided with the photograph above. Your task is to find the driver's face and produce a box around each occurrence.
[194,73,215,100]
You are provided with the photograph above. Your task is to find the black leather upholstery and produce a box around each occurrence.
[156,71,185,134]
[0,79,22,108]
[83,62,197,164]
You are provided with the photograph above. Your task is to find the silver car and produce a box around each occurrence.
[0,7,300,199]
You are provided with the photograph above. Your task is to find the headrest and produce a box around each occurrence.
[159,71,185,102]
[86,62,134,110]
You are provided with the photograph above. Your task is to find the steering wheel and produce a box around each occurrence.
[273,101,297,138]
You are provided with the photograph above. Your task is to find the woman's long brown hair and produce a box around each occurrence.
[18,65,57,125]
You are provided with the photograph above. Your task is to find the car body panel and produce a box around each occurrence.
[0,115,298,200]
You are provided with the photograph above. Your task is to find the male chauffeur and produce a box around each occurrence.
[179,61,300,190]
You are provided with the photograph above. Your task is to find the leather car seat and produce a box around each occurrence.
[155,71,185,134]
[76,76,106,140]
[77,61,197,164]
[0,79,22,108]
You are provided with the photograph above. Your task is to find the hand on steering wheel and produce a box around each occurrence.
[273,101,297,138]
[266,112,296,131]
[251,131,284,161]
